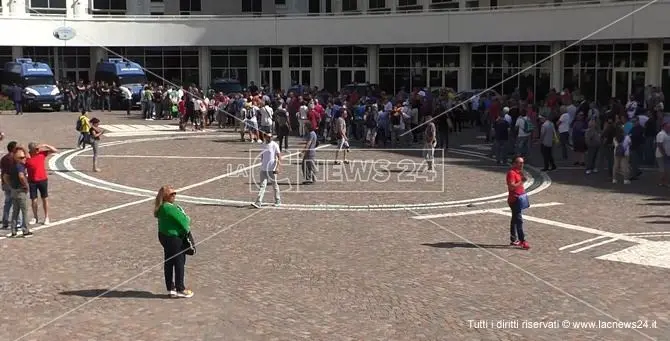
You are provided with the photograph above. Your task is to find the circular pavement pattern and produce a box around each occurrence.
[49,134,551,211]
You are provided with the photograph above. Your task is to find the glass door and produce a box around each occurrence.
[64,69,89,83]
[427,68,459,91]
[261,69,282,91]
[290,69,311,87]
[338,68,367,90]
[613,69,646,104]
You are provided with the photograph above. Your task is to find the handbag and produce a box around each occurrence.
[517,193,530,210]
[182,232,196,256]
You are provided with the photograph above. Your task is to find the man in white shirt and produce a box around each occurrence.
[259,101,274,135]
[298,102,309,137]
[557,106,571,160]
[251,132,282,208]
[656,122,670,187]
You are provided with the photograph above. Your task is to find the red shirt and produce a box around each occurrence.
[489,101,501,121]
[506,168,525,203]
[308,108,319,130]
[25,151,48,183]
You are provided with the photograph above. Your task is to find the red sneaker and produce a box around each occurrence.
[520,241,530,250]
[510,241,521,246]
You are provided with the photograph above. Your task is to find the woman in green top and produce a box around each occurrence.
[154,185,193,298]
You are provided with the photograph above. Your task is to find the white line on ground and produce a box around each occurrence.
[411,202,563,219]
[569,238,619,253]
[489,211,649,244]
[77,154,255,160]
[558,236,608,251]
[624,231,670,235]
[12,136,328,241]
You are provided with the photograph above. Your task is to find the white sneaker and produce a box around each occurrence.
[585,170,592,175]
[175,289,194,298]
[169,290,177,298]
[612,179,617,184]
[623,180,631,185]
[28,218,37,225]
[43,217,50,225]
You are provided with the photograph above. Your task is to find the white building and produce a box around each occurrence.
[1,0,669,104]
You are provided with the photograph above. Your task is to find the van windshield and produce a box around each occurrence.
[22,76,55,87]
[118,75,147,85]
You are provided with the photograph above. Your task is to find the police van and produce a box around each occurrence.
[1,58,63,111]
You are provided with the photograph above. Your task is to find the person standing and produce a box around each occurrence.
[334,109,350,165]
[301,126,318,184]
[25,142,57,225]
[251,132,282,208]
[584,118,602,175]
[154,185,194,298]
[506,157,529,250]
[274,103,290,152]
[8,147,32,238]
[655,121,670,187]
[89,118,104,172]
[77,110,91,149]
[1,141,20,229]
[492,115,510,165]
[10,83,23,115]
[423,114,437,172]
[612,127,632,185]
[539,116,557,171]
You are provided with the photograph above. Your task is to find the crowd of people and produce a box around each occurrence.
[1,140,57,238]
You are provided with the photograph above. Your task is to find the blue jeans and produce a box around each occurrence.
[14,101,22,114]
[509,199,525,242]
[2,187,13,227]
[559,132,570,160]
[493,140,508,163]
[515,136,530,159]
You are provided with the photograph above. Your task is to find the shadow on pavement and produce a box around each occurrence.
[59,289,168,299]
[422,242,512,249]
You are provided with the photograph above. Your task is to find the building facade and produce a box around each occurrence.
[1,0,669,103]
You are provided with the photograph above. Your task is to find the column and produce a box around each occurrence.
[282,46,290,90]
[1,0,9,16]
[11,47,22,60]
[390,0,396,13]
[333,0,342,13]
[247,47,260,86]
[67,0,91,18]
[312,47,323,89]
[459,0,467,9]
[198,47,211,90]
[90,47,107,82]
[367,45,378,84]
[9,0,27,16]
[550,41,563,91]
[458,44,471,91]
[422,0,429,12]
[647,39,662,87]
[359,0,368,13]
[53,47,60,80]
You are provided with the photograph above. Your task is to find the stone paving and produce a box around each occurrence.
[0,111,668,341]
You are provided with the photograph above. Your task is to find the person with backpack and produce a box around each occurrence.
[612,127,631,184]
[364,104,379,148]
[274,103,290,152]
[514,110,533,159]
[76,110,91,149]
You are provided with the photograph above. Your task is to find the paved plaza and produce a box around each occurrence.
[0,111,668,341]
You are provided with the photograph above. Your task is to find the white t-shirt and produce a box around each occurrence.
[504,114,512,125]
[558,113,571,133]
[567,104,577,121]
[656,130,670,158]
[614,135,632,157]
[260,105,274,127]
[259,141,281,172]
[515,116,531,137]
[299,105,308,120]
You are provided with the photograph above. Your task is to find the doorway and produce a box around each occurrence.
[338,68,366,90]
[260,68,282,91]
[612,68,646,104]
[290,69,311,87]
[427,68,459,91]
[64,69,89,83]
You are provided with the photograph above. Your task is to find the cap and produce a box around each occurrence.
[503,107,510,113]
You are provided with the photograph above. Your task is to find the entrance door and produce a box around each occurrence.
[260,69,282,91]
[613,68,646,104]
[338,68,366,90]
[290,69,311,87]
[63,69,89,83]
[428,68,459,91]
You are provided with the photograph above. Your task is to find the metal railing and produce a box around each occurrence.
[10,0,659,21]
